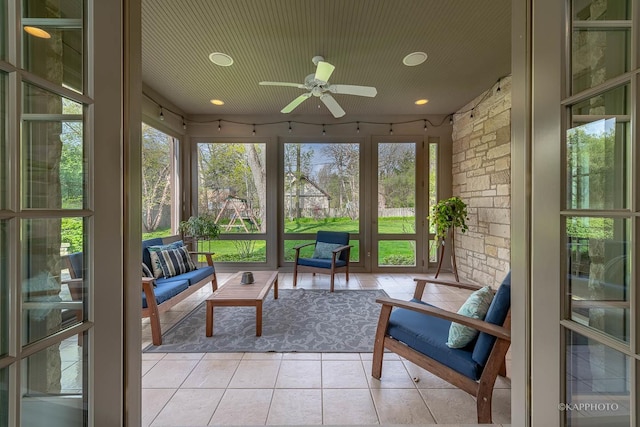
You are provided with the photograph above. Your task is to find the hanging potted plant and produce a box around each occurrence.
[178,215,221,250]
[430,196,468,281]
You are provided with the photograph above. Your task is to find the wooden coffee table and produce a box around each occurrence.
[205,271,278,337]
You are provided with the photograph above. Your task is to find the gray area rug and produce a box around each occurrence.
[143,289,387,353]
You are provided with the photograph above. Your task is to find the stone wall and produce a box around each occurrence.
[451,76,511,288]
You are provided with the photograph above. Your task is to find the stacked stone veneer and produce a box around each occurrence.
[451,76,511,288]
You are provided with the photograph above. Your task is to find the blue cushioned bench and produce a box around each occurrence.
[141,235,217,345]
[63,236,217,346]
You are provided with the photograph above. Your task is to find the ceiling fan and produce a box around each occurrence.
[259,56,377,118]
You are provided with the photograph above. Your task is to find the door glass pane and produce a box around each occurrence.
[0,72,5,209]
[22,83,85,210]
[284,143,360,233]
[142,124,179,238]
[21,341,85,426]
[378,142,416,234]
[565,330,630,426]
[568,86,629,210]
[0,367,7,427]
[566,217,629,342]
[0,221,7,357]
[571,0,631,94]
[379,240,416,267]
[22,0,83,92]
[22,218,85,346]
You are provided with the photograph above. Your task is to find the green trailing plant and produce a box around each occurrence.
[178,215,221,240]
[430,196,469,240]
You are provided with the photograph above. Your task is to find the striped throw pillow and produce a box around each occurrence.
[147,241,185,278]
[150,246,197,278]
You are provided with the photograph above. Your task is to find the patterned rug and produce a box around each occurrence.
[143,289,387,353]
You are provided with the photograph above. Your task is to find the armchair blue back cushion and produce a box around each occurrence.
[315,231,350,261]
[471,271,511,367]
[387,272,511,381]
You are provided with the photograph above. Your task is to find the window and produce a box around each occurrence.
[196,142,266,262]
[141,123,179,238]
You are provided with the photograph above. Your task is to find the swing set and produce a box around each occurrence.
[214,195,259,232]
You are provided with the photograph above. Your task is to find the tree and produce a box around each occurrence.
[378,143,415,208]
[317,144,359,219]
[244,144,266,232]
[141,124,172,232]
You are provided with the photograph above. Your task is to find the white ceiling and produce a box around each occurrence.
[141,0,511,118]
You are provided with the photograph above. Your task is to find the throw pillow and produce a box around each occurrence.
[312,241,343,259]
[153,245,198,279]
[142,263,153,278]
[147,241,185,278]
[446,285,494,348]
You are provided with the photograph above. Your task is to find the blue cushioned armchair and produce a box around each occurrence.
[292,231,352,292]
[372,273,511,424]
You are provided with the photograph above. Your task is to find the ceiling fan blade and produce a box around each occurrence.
[281,93,311,113]
[260,81,306,89]
[314,61,335,83]
[328,84,377,97]
[320,94,346,118]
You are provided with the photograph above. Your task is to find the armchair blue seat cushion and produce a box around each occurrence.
[297,258,348,269]
[387,298,482,380]
[155,266,215,287]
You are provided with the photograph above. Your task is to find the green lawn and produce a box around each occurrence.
[142,216,423,264]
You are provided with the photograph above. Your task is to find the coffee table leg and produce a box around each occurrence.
[256,301,262,336]
[274,278,278,299]
[206,301,214,337]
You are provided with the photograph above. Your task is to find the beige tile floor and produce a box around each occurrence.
[141,272,512,426]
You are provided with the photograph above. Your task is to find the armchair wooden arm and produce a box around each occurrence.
[293,241,315,250]
[189,251,215,267]
[331,244,353,254]
[412,276,485,300]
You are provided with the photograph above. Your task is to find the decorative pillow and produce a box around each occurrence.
[142,263,153,278]
[446,285,494,348]
[151,245,197,279]
[312,241,343,259]
[147,241,185,278]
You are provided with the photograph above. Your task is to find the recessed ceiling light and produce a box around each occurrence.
[24,26,51,39]
[415,99,429,105]
[403,52,428,66]
[210,99,224,106]
[209,52,233,66]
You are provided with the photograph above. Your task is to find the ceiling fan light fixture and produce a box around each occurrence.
[403,52,428,66]
[208,52,234,66]
[210,99,224,105]
[415,99,429,105]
